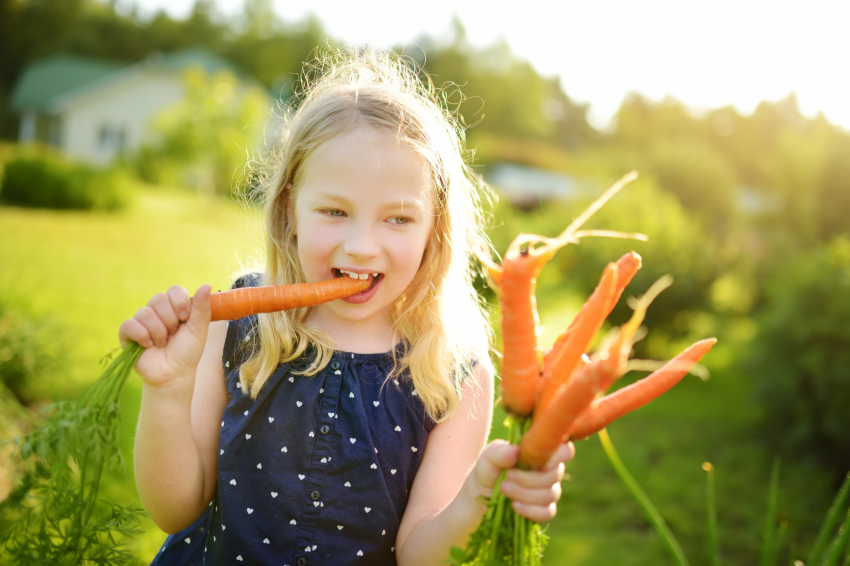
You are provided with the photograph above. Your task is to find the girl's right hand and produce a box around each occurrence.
[118,284,212,389]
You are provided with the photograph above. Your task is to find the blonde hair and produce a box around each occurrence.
[239,47,493,423]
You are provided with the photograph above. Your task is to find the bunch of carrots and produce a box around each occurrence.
[449,173,716,566]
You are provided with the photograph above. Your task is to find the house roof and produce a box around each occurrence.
[10,55,124,112]
[10,48,244,113]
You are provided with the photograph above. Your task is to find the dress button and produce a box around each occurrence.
[330,361,340,370]
[320,425,330,435]
[297,558,307,566]
[310,490,321,501]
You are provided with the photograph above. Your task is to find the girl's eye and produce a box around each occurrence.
[388,216,412,225]
[322,209,346,217]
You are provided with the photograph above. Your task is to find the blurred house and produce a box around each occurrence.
[485,162,578,209]
[9,48,254,166]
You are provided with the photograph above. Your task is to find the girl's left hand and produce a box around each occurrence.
[466,440,575,523]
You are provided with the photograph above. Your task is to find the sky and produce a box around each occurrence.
[132,0,850,131]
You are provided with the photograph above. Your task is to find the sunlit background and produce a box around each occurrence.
[1,1,849,564]
[137,0,850,130]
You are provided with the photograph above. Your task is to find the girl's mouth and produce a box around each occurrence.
[333,268,383,293]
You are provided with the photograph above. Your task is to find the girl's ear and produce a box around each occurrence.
[285,183,296,236]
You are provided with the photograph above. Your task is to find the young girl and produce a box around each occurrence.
[121,49,574,566]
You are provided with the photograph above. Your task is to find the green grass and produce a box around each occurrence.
[0,190,839,564]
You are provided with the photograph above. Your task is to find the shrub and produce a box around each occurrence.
[0,300,64,405]
[747,237,850,473]
[0,154,131,211]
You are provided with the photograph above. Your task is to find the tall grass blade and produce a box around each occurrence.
[809,471,850,565]
[702,462,720,566]
[598,428,691,566]
[761,459,781,566]
[820,507,850,566]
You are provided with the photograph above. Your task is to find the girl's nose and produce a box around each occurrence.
[342,223,381,260]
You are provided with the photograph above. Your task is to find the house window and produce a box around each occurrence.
[98,124,126,154]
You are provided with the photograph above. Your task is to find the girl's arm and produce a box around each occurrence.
[396,364,574,566]
[126,285,229,533]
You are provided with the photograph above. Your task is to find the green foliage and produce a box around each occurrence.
[0,153,132,211]
[0,299,64,405]
[131,68,268,197]
[747,237,850,473]
[0,344,146,565]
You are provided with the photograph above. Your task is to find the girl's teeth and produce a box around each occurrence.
[358,273,368,280]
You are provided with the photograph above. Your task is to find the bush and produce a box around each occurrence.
[0,300,64,405]
[0,154,131,211]
[747,237,850,473]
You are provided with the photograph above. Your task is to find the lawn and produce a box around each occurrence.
[0,190,838,565]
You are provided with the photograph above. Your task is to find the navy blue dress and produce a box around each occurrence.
[150,275,436,566]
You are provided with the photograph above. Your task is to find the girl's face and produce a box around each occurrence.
[291,125,436,340]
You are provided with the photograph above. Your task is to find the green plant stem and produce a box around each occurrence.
[702,462,720,566]
[599,428,691,566]
[821,508,850,566]
[810,472,850,565]
[761,459,781,566]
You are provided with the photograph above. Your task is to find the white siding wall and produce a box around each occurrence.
[60,72,184,166]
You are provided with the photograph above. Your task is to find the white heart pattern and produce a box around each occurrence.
[222,525,226,530]
[320,388,324,393]
[220,449,224,455]
[263,538,270,544]
[243,410,248,416]
[245,434,251,439]
[268,417,274,423]
[257,463,262,469]
[391,469,397,474]
[296,401,303,407]
[230,479,236,485]
[313,501,320,507]
[350,438,356,444]
[349,392,354,398]
[370,463,377,469]
[328,412,334,417]
[220,421,224,427]
[382,529,386,535]
[394,426,401,432]
[236,556,243,561]
[344,481,351,487]
[411,446,418,452]
[337,525,344,530]
[321,457,327,463]
[281,446,287,453]
[184,538,191,544]
[373,401,380,407]
[288,376,294,382]
[412,389,418,396]
[364,507,371,513]
[237,381,242,388]
[309,431,314,437]
[334,370,341,375]
[271,492,278,498]
[375,448,378,453]
[357,550,364,556]
[247,508,253,514]
[298,474,305,480]
[290,519,297,525]
[312,545,317,550]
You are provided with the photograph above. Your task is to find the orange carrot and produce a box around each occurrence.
[209,276,371,321]
[490,248,556,416]
[568,338,717,440]
[534,262,618,420]
[538,252,641,409]
[519,359,608,469]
